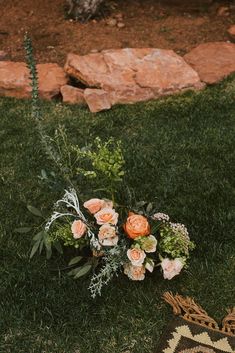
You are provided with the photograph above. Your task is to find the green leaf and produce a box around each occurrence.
[14,227,32,234]
[146,202,153,213]
[33,230,45,241]
[74,264,92,279]
[53,241,63,254]
[30,241,40,258]
[46,245,52,259]
[41,169,47,179]
[68,256,83,266]
[39,239,44,254]
[136,201,147,207]
[27,205,43,218]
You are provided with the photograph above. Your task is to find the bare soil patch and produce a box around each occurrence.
[1,0,235,66]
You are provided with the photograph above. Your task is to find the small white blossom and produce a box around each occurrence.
[152,212,170,222]
[169,222,189,239]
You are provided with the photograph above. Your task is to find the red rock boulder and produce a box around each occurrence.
[84,89,111,113]
[184,42,235,84]
[0,61,68,99]
[227,25,235,42]
[61,85,86,105]
[65,48,204,112]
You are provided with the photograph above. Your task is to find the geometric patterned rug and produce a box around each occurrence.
[155,293,235,353]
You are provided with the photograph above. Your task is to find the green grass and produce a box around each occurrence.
[0,77,235,353]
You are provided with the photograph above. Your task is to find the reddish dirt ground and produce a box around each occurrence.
[1,0,235,66]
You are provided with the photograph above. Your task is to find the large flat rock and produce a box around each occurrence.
[65,48,204,111]
[184,42,235,84]
[0,62,68,99]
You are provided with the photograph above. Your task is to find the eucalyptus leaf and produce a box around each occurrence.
[27,205,43,218]
[41,169,47,179]
[46,246,52,259]
[33,231,45,241]
[68,256,83,266]
[53,241,63,254]
[30,241,40,258]
[146,202,153,213]
[68,267,80,276]
[74,264,92,279]
[15,227,32,234]
[136,201,147,207]
[39,239,44,254]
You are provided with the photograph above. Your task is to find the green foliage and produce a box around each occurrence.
[159,223,195,259]
[30,230,52,259]
[48,126,125,198]
[87,137,125,182]
[49,223,88,249]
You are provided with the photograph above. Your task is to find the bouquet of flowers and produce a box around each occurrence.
[40,188,195,298]
[24,36,195,298]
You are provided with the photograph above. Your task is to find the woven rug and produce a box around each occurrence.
[155,293,235,353]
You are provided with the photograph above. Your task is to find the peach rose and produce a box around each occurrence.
[98,224,118,246]
[124,213,150,239]
[127,247,146,266]
[83,198,104,214]
[161,258,184,280]
[94,207,118,225]
[71,220,87,239]
[102,199,113,209]
[124,263,146,281]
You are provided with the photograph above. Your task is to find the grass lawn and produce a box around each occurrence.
[0,77,235,353]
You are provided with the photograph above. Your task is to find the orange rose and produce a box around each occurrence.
[71,220,87,239]
[124,213,150,239]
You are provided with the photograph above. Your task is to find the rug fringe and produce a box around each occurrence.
[163,292,219,330]
[222,307,235,335]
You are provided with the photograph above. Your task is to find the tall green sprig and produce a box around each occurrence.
[24,34,73,185]
[24,33,40,121]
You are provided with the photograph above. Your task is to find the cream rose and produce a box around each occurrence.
[98,224,118,246]
[71,220,87,239]
[83,198,104,214]
[141,235,157,253]
[94,207,118,225]
[161,258,184,280]
[124,263,146,281]
[127,247,146,266]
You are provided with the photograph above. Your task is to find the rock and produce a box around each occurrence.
[65,48,203,112]
[106,18,117,27]
[227,25,235,42]
[61,85,86,105]
[0,51,8,60]
[0,62,31,98]
[217,6,230,16]
[84,89,111,113]
[117,22,125,28]
[37,63,68,99]
[0,61,68,99]
[184,42,235,84]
